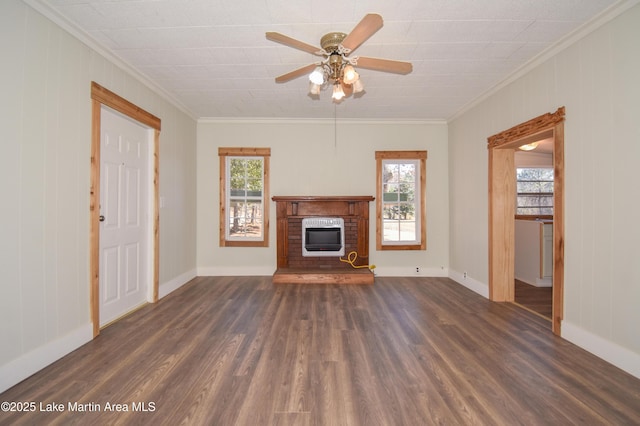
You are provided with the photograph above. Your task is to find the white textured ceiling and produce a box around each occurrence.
[40,0,617,120]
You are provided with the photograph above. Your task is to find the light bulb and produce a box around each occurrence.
[342,65,359,85]
[309,66,325,85]
[519,142,539,151]
[332,83,345,101]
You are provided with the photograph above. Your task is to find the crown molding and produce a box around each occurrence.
[197,117,447,125]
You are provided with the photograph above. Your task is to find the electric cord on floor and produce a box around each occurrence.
[339,251,376,270]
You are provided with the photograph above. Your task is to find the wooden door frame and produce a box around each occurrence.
[487,107,565,335]
[90,82,161,337]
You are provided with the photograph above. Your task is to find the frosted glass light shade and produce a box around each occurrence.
[342,65,359,84]
[332,84,345,100]
[309,66,325,85]
[309,82,321,95]
[352,79,364,93]
[519,142,539,151]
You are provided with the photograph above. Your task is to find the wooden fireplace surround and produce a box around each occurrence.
[272,196,375,284]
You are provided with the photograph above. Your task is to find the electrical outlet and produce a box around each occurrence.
[416,267,420,274]
[463,271,467,279]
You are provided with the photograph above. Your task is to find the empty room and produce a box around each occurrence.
[1,0,639,424]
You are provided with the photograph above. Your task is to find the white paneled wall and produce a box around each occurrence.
[449,3,640,378]
[0,0,197,392]
[196,120,450,277]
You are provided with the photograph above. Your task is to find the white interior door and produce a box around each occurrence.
[100,106,151,326]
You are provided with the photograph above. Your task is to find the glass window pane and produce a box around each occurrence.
[516,167,553,214]
[382,160,419,243]
[227,156,265,240]
[383,183,400,198]
[399,164,415,183]
[228,201,263,238]
[399,221,417,240]
[219,149,269,247]
[383,220,400,241]
[383,204,399,220]
[383,164,398,183]
[398,203,415,220]
[539,169,554,180]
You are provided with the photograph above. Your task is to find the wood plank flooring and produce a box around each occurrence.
[514,279,553,319]
[1,276,639,425]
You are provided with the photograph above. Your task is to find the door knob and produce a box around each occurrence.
[99,215,105,222]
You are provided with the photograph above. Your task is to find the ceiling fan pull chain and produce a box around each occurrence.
[334,104,338,149]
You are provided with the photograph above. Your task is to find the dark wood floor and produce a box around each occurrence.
[2,276,639,425]
[515,279,553,319]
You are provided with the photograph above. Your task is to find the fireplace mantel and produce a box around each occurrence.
[272,195,375,217]
[272,195,375,202]
[272,195,375,284]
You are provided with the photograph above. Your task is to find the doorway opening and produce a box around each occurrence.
[90,82,161,337]
[487,107,565,335]
[514,151,554,319]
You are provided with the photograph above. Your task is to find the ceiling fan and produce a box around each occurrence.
[266,13,412,102]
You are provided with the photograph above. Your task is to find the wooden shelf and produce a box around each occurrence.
[273,268,374,285]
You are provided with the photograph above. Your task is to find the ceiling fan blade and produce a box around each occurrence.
[356,56,413,74]
[341,13,384,53]
[266,32,322,55]
[275,63,317,83]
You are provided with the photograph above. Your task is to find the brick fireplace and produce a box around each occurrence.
[272,196,375,284]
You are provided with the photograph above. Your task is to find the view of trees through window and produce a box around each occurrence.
[516,167,554,215]
[382,161,417,242]
[228,157,264,238]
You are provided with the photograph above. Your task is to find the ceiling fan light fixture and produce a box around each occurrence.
[332,83,345,101]
[267,14,412,103]
[309,66,325,85]
[519,142,539,151]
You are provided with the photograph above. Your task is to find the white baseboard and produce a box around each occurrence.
[197,266,453,278]
[159,268,197,299]
[446,273,639,380]
[372,266,448,277]
[515,275,552,288]
[562,321,640,380]
[0,269,197,394]
[197,266,276,276]
[535,277,552,287]
[448,270,489,298]
[0,324,93,394]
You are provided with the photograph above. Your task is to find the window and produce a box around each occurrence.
[516,167,553,216]
[219,147,270,247]
[376,151,427,250]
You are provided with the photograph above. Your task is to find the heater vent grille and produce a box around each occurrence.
[302,217,345,257]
